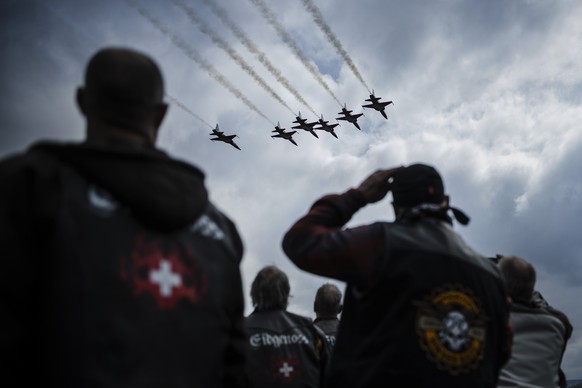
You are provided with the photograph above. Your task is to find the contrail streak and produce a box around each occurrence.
[126,0,273,124]
[173,0,294,115]
[248,0,342,107]
[301,0,371,93]
[165,94,213,129]
[201,0,318,117]
[38,1,101,50]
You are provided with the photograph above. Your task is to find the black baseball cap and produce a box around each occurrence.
[391,163,445,207]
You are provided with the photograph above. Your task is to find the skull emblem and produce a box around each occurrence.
[439,310,469,352]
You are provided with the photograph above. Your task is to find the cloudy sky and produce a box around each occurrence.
[2,0,581,379]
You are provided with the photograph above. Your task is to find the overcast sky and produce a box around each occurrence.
[1,0,581,379]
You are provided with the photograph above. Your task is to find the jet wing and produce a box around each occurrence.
[228,140,241,150]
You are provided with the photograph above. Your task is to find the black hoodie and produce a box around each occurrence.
[0,141,249,387]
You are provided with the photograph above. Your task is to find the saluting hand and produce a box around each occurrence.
[356,167,403,204]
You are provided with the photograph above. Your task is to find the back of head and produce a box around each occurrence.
[391,163,445,208]
[250,265,290,311]
[314,283,342,317]
[389,163,471,225]
[82,47,165,133]
[497,255,536,304]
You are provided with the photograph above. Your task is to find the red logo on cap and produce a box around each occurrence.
[428,185,434,194]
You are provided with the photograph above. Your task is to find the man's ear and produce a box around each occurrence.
[338,304,343,314]
[153,103,168,130]
[76,87,87,116]
[149,103,168,145]
[444,195,450,207]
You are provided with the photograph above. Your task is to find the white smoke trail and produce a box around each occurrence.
[301,0,371,93]
[173,0,294,115]
[38,1,101,50]
[248,0,343,107]
[38,3,228,135]
[201,0,318,117]
[126,0,273,124]
[165,94,213,129]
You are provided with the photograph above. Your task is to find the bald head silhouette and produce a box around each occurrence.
[497,255,536,304]
[76,47,168,145]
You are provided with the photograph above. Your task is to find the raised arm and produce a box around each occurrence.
[282,168,401,285]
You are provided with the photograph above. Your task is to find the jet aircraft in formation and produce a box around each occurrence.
[336,104,364,130]
[315,115,340,139]
[362,91,393,119]
[209,124,241,150]
[271,122,298,146]
[205,92,393,150]
[291,112,319,138]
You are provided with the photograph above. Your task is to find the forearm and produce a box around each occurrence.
[282,189,382,283]
[299,189,368,228]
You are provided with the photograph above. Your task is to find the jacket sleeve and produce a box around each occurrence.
[222,265,250,388]
[0,152,59,382]
[217,213,251,388]
[282,189,385,286]
[540,294,573,388]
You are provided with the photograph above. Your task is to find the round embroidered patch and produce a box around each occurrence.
[415,283,487,375]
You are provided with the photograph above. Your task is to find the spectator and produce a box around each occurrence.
[0,47,248,387]
[313,283,343,346]
[245,265,331,388]
[497,255,573,388]
[282,164,512,387]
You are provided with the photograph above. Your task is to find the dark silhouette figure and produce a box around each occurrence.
[497,255,573,388]
[245,265,331,388]
[283,164,512,388]
[0,47,249,387]
[313,283,343,346]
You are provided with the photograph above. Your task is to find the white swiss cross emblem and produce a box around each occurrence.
[149,259,182,297]
[120,236,208,310]
[279,362,294,378]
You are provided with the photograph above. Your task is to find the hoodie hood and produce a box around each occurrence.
[32,141,208,232]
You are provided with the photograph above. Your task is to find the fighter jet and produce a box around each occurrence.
[336,104,364,130]
[271,122,298,146]
[362,91,393,119]
[315,115,339,139]
[210,124,241,150]
[291,112,319,138]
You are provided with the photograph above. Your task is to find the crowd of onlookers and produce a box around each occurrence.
[0,46,572,387]
[244,258,571,388]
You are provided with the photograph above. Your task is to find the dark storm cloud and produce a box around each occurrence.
[0,1,87,154]
[509,137,582,282]
[308,0,566,98]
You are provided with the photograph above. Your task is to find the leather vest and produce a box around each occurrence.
[327,218,509,388]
